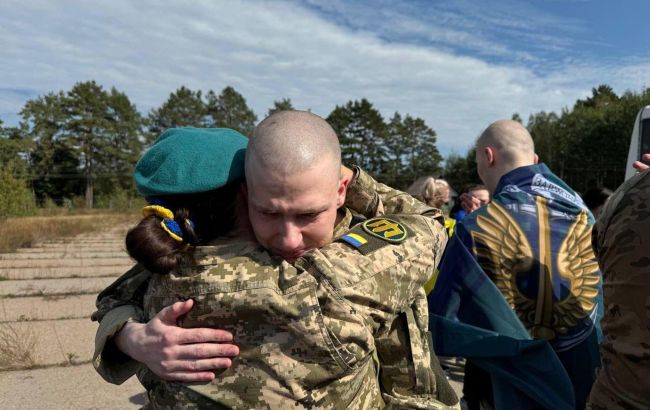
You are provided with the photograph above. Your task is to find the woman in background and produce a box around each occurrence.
[407,176,450,210]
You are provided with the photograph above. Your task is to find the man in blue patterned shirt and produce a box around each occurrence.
[455,120,602,410]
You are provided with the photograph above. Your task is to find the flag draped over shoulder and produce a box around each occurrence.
[430,163,603,410]
[429,235,575,410]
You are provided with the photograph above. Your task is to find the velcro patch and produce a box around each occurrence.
[338,216,411,255]
[340,233,368,247]
[362,217,408,243]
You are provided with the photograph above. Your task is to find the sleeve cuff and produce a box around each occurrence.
[93,305,144,384]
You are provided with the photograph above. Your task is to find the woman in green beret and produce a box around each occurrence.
[96,126,456,409]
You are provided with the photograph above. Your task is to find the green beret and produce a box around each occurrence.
[134,128,248,196]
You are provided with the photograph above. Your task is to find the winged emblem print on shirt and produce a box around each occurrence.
[471,197,599,340]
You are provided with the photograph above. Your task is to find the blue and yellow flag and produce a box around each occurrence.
[430,163,603,410]
[429,235,575,410]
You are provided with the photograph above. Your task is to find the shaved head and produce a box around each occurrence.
[476,120,535,164]
[246,110,341,177]
[244,110,349,260]
[475,119,538,194]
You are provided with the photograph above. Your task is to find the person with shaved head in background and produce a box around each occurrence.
[452,120,603,410]
[92,112,459,408]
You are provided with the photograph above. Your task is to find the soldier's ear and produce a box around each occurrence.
[336,173,350,208]
[533,153,539,164]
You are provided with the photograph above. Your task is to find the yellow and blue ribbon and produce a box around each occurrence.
[142,204,194,243]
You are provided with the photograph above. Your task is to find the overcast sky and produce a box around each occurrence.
[1,0,649,157]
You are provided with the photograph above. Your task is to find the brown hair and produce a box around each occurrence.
[125,182,240,274]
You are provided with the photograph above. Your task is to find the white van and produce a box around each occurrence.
[625,105,650,180]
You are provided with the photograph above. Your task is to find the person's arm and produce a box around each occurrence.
[301,211,458,407]
[92,264,150,384]
[343,166,443,222]
[92,265,239,384]
[114,299,238,383]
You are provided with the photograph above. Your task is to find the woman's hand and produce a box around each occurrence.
[114,299,239,382]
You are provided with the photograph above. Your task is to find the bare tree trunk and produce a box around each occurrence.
[85,174,93,209]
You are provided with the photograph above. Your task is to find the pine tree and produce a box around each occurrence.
[267,98,294,117]
[327,99,387,177]
[206,86,257,136]
[383,113,442,189]
[22,82,145,207]
[148,86,206,140]
[20,91,80,203]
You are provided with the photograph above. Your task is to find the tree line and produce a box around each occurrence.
[444,85,650,194]
[1,81,648,217]
[0,81,442,215]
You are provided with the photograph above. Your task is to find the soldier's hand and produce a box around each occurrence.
[114,299,239,382]
[633,153,650,172]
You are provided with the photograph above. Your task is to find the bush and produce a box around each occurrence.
[0,163,36,217]
[95,186,144,210]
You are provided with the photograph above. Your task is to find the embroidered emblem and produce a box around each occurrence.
[362,218,407,243]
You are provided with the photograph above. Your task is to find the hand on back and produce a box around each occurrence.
[115,299,239,382]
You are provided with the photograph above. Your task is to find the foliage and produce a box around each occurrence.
[147,86,205,139]
[20,82,145,208]
[527,85,650,191]
[384,113,442,189]
[0,212,140,253]
[267,98,295,116]
[328,98,388,178]
[95,185,146,210]
[4,80,648,209]
[447,85,650,192]
[443,151,480,192]
[147,85,258,139]
[205,86,257,136]
[0,323,37,370]
[0,121,32,176]
[0,161,36,217]
[327,99,443,189]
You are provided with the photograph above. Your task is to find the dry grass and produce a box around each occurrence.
[0,323,37,370]
[0,211,140,253]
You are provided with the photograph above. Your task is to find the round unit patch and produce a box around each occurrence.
[361,217,408,243]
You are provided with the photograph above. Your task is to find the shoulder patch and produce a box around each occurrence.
[338,216,413,255]
[340,233,368,248]
[362,217,408,243]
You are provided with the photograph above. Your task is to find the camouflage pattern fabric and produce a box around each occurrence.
[92,168,458,409]
[140,211,450,409]
[342,169,458,408]
[588,170,650,410]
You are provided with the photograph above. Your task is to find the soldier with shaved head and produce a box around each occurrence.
[92,114,458,408]
[245,111,348,260]
[455,119,603,410]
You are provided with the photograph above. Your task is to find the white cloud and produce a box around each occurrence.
[1,0,649,157]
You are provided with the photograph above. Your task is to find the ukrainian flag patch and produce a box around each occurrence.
[340,233,368,248]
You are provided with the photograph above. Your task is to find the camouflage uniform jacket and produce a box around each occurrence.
[92,169,458,409]
[588,170,650,410]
